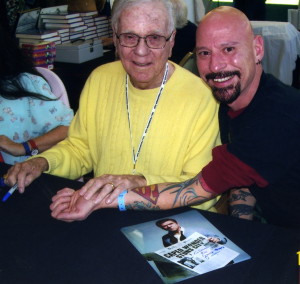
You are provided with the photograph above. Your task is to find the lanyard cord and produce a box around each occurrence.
[125,62,169,173]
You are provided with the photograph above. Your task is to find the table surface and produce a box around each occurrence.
[0,163,299,284]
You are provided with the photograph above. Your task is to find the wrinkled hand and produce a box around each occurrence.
[50,188,98,222]
[5,157,49,193]
[79,174,146,205]
[0,135,25,156]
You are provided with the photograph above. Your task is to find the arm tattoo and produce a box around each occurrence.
[229,189,255,220]
[229,189,253,202]
[126,201,160,211]
[131,176,213,210]
[132,184,159,205]
[230,204,254,219]
[160,176,212,208]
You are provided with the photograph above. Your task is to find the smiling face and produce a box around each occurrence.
[196,7,264,110]
[113,1,175,90]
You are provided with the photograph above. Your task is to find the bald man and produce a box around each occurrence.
[50,7,300,229]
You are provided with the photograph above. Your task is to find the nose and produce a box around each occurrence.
[134,38,150,56]
[209,53,227,72]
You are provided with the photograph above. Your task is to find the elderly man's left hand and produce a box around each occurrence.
[50,188,98,222]
[78,174,146,205]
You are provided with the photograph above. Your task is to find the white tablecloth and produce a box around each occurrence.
[251,21,300,85]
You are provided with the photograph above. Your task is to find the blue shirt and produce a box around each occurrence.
[0,73,74,165]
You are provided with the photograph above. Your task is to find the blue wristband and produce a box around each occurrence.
[22,142,31,156]
[118,190,128,211]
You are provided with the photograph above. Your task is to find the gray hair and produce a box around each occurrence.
[170,0,188,29]
[111,0,176,34]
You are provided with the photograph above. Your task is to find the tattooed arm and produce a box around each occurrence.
[229,188,256,220]
[50,173,218,221]
[126,174,215,210]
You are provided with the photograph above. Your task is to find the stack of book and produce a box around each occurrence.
[80,11,99,40]
[16,29,61,46]
[20,41,56,69]
[40,9,112,42]
[40,12,87,42]
[94,15,112,39]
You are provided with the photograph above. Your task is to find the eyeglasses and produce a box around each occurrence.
[115,32,173,49]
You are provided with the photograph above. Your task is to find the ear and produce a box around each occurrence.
[112,29,118,47]
[169,30,176,57]
[253,35,264,64]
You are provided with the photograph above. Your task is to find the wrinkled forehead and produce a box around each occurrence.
[118,2,169,33]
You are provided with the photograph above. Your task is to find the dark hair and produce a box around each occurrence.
[156,218,178,227]
[0,24,55,101]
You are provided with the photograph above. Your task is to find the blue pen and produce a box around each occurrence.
[2,183,18,202]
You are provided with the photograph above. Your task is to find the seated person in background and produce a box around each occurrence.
[6,0,220,212]
[49,7,300,229]
[0,25,74,165]
[169,0,197,64]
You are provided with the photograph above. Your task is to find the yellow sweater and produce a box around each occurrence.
[40,61,220,210]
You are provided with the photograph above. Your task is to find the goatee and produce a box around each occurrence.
[205,71,241,104]
[212,83,241,104]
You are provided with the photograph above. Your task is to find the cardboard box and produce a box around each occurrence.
[55,39,103,63]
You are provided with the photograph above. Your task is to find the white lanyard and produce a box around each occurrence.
[125,62,169,174]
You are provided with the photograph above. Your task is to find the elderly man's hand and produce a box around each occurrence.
[5,157,49,193]
[78,174,146,205]
[50,187,117,222]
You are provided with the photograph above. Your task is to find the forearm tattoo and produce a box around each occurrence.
[230,204,254,219]
[132,176,212,209]
[132,185,159,205]
[229,189,253,202]
[126,201,160,211]
[229,189,255,220]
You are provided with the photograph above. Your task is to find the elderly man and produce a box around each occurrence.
[5,0,219,211]
[50,6,300,229]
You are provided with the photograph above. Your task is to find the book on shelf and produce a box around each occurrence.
[16,28,59,39]
[57,28,69,33]
[85,22,95,28]
[42,17,82,24]
[19,36,61,44]
[80,34,98,40]
[21,41,56,69]
[94,15,110,22]
[83,18,95,24]
[21,41,56,51]
[59,32,69,38]
[79,11,98,17]
[83,31,96,37]
[44,21,84,30]
[70,33,84,40]
[39,5,77,20]
[121,210,251,284]
[85,26,96,32]
[69,25,88,33]
[97,31,111,38]
[40,12,81,20]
